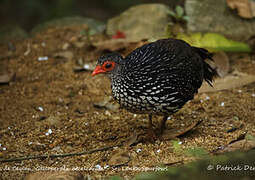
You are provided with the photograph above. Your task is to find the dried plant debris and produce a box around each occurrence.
[123,132,138,147]
[199,71,255,93]
[212,51,230,77]
[0,72,15,84]
[214,133,255,154]
[161,120,202,140]
[92,38,132,51]
[215,139,255,154]
[227,0,255,19]
[54,51,74,61]
[108,151,131,166]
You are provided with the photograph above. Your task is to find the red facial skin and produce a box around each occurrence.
[92,61,116,76]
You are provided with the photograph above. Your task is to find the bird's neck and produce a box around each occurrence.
[109,62,125,82]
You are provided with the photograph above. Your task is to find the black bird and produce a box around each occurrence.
[92,38,216,138]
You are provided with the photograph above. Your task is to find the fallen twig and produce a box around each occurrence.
[0,144,121,163]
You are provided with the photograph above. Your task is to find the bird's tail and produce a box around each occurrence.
[192,47,217,87]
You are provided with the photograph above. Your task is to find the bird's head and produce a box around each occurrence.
[92,53,124,76]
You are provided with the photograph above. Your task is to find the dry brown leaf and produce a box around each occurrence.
[226,0,255,19]
[161,120,202,140]
[199,71,255,93]
[0,72,15,84]
[92,39,133,51]
[124,132,138,147]
[53,51,74,60]
[163,160,183,166]
[108,151,130,166]
[24,172,84,180]
[212,51,230,77]
[215,139,255,154]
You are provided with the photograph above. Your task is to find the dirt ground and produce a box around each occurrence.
[0,25,255,180]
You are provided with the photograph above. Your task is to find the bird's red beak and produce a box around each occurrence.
[92,65,105,76]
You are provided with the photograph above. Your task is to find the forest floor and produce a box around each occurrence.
[0,25,255,180]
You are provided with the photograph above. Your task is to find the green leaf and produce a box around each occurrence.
[185,147,209,158]
[176,32,251,52]
[172,140,182,154]
[167,10,177,17]
[175,5,184,18]
[182,16,190,22]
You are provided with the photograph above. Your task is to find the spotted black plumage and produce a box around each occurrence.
[94,38,216,137]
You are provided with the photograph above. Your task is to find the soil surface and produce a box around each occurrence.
[0,25,255,180]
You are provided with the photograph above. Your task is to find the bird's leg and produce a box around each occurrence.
[148,114,153,130]
[159,116,168,134]
[147,114,157,141]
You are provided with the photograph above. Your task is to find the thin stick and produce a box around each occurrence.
[0,144,121,163]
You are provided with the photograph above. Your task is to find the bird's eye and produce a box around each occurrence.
[105,63,112,69]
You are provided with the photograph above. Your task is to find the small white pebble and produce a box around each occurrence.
[133,114,137,118]
[237,90,242,93]
[220,102,225,106]
[2,147,6,151]
[105,110,111,116]
[167,117,171,120]
[28,142,33,145]
[84,122,88,126]
[8,127,11,130]
[252,93,255,97]
[200,100,203,103]
[156,149,161,153]
[38,56,48,61]
[38,106,44,112]
[83,64,90,69]
[41,42,46,47]
[136,148,142,153]
[45,129,52,136]
[205,96,210,100]
[95,164,102,169]
[178,141,182,145]
[104,165,109,169]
